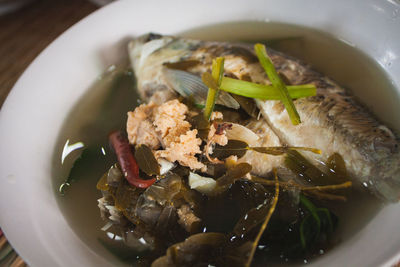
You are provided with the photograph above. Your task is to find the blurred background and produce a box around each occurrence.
[0,0,105,109]
[0,1,104,265]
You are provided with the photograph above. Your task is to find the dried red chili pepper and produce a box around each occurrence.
[109,131,156,188]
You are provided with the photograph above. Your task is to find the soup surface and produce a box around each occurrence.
[52,22,396,266]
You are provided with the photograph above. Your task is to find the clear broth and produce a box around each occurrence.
[52,22,395,266]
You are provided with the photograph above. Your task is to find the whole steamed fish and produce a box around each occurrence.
[128,33,400,202]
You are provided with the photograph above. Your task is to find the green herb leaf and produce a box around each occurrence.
[299,195,321,249]
[299,205,337,250]
[134,144,160,176]
[300,195,321,227]
[254,43,301,125]
[203,57,225,120]
[317,208,334,234]
[299,213,319,250]
[220,77,316,100]
[212,139,248,159]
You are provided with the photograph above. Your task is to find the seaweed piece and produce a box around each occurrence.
[96,171,109,191]
[232,204,270,242]
[212,139,321,161]
[135,144,160,176]
[285,150,347,185]
[212,140,248,159]
[190,114,210,141]
[216,163,252,187]
[201,180,271,234]
[326,153,348,183]
[251,176,351,193]
[152,233,228,267]
[231,94,259,118]
[143,172,183,206]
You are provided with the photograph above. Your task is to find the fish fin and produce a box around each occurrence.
[163,68,240,109]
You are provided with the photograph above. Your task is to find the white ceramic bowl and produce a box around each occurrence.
[1,0,400,266]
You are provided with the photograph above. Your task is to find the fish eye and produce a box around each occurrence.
[144,33,162,42]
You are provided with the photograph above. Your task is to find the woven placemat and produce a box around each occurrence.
[0,229,26,267]
[0,0,98,265]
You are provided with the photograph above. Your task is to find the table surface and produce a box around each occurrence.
[0,0,99,108]
[0,0,98,265]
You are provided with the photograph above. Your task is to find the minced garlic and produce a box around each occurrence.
[127,99,205,170]
[156,129,204,170]
[126,102,160,149]
[153,99,189,141]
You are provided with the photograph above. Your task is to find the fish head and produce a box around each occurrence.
[129,33,174,75]
[129,33,208,104]
[128,33,181,104]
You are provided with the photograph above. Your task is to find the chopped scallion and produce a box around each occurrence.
[220,76,316,100]
[203,57,225,120]
[254,43,301,125]
[245,168,279,267]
